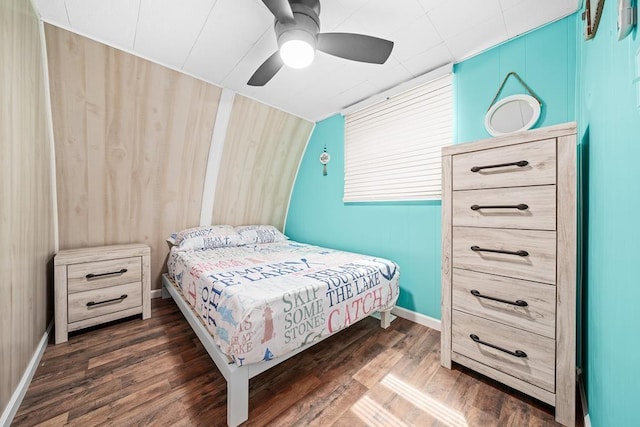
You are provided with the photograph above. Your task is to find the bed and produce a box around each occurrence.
[161,225,400,426]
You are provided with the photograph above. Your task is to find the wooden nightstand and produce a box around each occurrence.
[54,244,151,344]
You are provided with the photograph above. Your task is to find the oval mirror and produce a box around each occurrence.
[484,94,541,137]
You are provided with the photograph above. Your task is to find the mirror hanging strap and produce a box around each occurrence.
[487,71,543,112]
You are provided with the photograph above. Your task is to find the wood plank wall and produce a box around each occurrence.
[45,26,314,290]
[213,95,314,229]
[0,0,56,412]
[45,25,221,289]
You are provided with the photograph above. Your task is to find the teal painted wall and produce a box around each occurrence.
[455,15,577,143]
[285,115,442,318]
[577,1,640,425]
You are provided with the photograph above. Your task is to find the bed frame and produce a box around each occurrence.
[161,274,392,426]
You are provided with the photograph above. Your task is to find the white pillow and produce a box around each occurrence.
[172,225,245,251]
[235,225,288,245]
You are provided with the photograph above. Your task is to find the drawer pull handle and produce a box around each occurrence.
[86,268,128,280]
[470,204,529,211]
[470,245,529,257]
[87,294,128,307]
[470,160,529,173]
[470,289,528,307]
[470,334,527,358]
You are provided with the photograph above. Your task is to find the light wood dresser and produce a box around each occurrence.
[54,244,151,344]
[441,122,577,426]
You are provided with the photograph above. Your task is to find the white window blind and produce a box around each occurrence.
[344,74,453,202]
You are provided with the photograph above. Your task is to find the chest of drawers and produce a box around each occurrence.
[54,244,151,344]
[441,123,577,426]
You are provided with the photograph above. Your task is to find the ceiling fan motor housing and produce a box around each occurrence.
[275,0,321,51]
[248,0,393,85]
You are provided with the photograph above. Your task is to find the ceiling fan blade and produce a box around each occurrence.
[247,51,284,86]
[317,33,394,64]
[261,0,295,23]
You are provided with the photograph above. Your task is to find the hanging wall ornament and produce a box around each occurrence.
[584,0,606,40]
[617,0,636,41]
[319,146,330,176]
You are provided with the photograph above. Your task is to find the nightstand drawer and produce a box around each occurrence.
[452,138,556,190]
[68,281,142,323]
[452,310,555,392]
[452,185,556,231]
[452,268,556,339]
[68,257,141,293]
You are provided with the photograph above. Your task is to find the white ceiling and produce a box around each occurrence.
[33,0,578,122]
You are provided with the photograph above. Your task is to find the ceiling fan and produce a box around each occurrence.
[248,0,394,86]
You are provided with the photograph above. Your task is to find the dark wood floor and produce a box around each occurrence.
[14,298,569,426]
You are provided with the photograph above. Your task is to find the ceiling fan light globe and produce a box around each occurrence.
[280,39,315,69]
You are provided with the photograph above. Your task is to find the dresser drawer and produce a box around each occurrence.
[452,268,556,339]
[452,227,556,284]
[452,310,555,392]
[68,281,142,323]
[452,185,556,230]
[452,139,556,190]
[68,257,142,293]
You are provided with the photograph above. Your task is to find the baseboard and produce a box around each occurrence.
[0,322,52,427]
[391,306,441,331]
[151,289,162,299]
[577,369,591,427]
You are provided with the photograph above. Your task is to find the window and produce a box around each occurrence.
[344,74,453,202]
